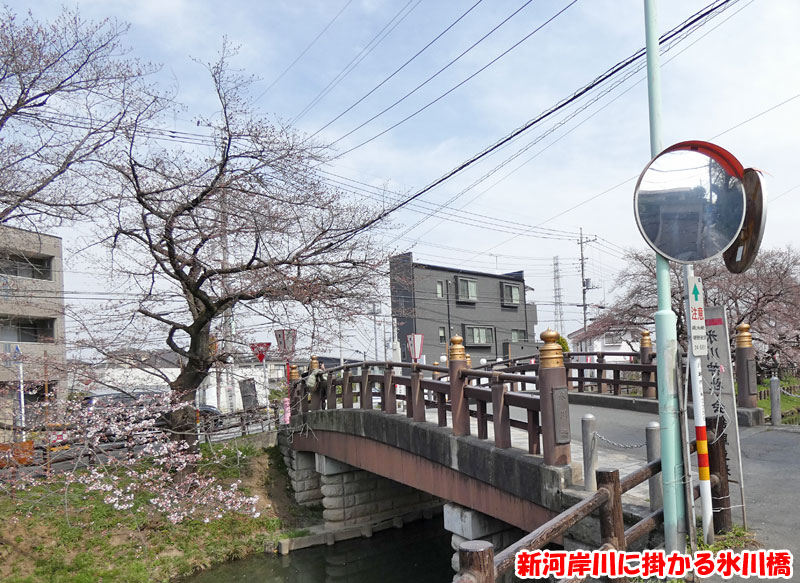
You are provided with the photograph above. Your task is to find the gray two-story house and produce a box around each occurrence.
[389,253,537,365]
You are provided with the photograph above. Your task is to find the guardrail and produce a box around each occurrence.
[455,419,732,582]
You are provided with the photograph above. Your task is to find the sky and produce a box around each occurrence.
[23,0,800,360]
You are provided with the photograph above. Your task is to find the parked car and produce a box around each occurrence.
[196,404,223,431]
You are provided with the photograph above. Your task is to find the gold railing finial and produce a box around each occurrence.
[640,330,652,348]
[289,364,300,381]
[539,328,564,369]
[449,335,466,361]
[310,355,319,370]
[736,323,753,348]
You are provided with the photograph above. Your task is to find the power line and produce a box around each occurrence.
[309,0,486,139]
[323,0,742,248]
[292,0,421,124]
[254,0,354,102]
[327,0,540,147]
[331,0,578,153]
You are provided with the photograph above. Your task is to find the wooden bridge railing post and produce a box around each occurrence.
[538,329,571,466]
[449,336,470,436]
[597,468,626,552]
[735,323,758,409]
[411,368,425,422]
[707,418,732,534]
[326,372,337,410]
[491,374,511,449]
[309,356,321,411]
[360,365,371,410]
[596,352,605,394]
[383,365,396,414]
[455,540,494,583]
[342,368,353,409]
[641,330,656,398]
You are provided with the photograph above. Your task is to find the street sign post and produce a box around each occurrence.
[687,276,708,357]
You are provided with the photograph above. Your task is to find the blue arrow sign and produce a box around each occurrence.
[692,284,700,302]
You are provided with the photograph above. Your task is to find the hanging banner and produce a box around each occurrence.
[700,305,747,526]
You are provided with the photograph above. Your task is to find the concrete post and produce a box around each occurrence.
[646,421,663,511]
[641,330,656,399]
[448,336,470,437]
[539,329,571,466]
[770,375,781,426]
[582,414,597,492]
[735,324,758,409]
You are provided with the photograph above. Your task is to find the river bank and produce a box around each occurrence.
[0,439,320,583]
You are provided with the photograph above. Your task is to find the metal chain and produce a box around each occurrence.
[780,386,799,397]
[592,431,646,449]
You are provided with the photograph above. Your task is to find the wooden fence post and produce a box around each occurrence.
[491,374,511,448]
[597,468,626,551]
[641,330,656,398]
[449,336,470,436]
[538,329,571,466]
[706,419,732,534]
[735,324,758,409]
[456,540,494,583]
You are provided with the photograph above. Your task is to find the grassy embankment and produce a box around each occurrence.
[0,441,319,583]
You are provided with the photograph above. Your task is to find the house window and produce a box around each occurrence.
[502,283,520,306]
[511,329,527,342]
[0,254,52,280]
[436,281,444,298]
[0,317,55,343]
[438,326,446,343]
[465,326,493,345]
[457,277,477,302]
[604,331,624,345]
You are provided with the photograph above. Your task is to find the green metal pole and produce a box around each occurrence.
[643,0,687,554]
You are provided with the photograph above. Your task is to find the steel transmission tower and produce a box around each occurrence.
[552,256,565,335]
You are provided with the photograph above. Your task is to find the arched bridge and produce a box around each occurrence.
[287,331,576,533]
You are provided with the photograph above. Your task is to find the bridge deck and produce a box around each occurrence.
[409,403,653,508]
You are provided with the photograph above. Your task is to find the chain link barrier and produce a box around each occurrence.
[592,431,646,449]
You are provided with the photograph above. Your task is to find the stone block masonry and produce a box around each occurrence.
[278,431,323,507]
[316,454,441,531]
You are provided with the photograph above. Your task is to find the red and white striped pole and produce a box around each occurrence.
[684,265,714,545]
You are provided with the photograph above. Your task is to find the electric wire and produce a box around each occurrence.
[309,0,485,139]
[254,0,354,102]
[292,0,421,124]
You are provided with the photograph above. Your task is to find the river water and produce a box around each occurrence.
[182,517,454,583]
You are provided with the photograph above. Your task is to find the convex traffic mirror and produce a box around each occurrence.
[634,141,746,264]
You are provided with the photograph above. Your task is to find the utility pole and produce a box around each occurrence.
[372,302,380,360]
[578,228,599,332]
